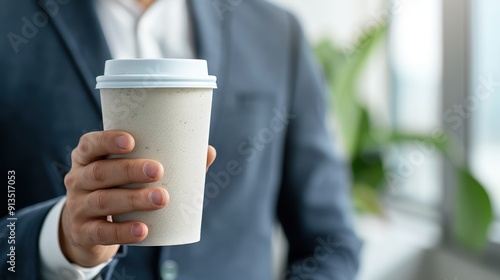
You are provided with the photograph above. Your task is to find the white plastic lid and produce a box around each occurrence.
[96,59,217,89]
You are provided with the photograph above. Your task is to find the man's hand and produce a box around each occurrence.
[60,131,216,267]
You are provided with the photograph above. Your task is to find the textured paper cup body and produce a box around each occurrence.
[100,87,212,246]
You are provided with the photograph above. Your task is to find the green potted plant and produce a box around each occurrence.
[315,20,493,252]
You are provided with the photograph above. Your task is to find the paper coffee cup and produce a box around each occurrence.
[96,59,217,246]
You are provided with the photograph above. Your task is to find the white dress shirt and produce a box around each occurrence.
[40,1,194,279]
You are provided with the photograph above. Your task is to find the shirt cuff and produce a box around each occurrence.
[39,196,112,280]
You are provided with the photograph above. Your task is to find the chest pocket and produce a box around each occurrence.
[220,90,282,133]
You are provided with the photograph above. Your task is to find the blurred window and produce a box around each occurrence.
[388,0,443,206]
[470,0,500,241]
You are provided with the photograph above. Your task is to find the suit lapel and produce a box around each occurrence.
[188,0,228,128]
[38,0,227,123]
[189,0,225,82]
[38,0,112,111]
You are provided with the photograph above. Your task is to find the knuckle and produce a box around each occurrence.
[89,161,106,182]
[100,132,110,150]
[91,222,108,243]
[95,190,109,211]
[70,149,79,163]
[65,197,80,214]
[65,197,77,211]
[113,226,120,242]
[127,190,142,209]
[64,172,75,189]
[124,161,135,181]
[66,198,86,224]
[78,134,91,154]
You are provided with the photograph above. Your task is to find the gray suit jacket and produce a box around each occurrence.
[0,0,360,279]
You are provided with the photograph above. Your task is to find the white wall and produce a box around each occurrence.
[268,0,386,43]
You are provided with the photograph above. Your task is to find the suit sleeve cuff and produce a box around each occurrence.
[39,196,112,280]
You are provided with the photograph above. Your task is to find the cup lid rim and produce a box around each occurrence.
[96,59,217,89]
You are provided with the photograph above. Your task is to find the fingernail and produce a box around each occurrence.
[149,189,165,206]
[143,162,161,179]
[132,224,144,237]
[115,135,130,149]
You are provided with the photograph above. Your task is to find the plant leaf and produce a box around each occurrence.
[352,184,384,215]
[333,22,389,156]
[453,168,494,252]
[385,132,449,153]
[315,21,389,157]
[352,149,386,191]
[386,132,494,251]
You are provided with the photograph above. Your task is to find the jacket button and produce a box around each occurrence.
[160,260,179,280]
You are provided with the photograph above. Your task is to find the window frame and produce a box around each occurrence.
[386,0,500,267]
[441,0,500,265]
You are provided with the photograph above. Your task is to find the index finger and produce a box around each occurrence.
[72,131,135,166]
